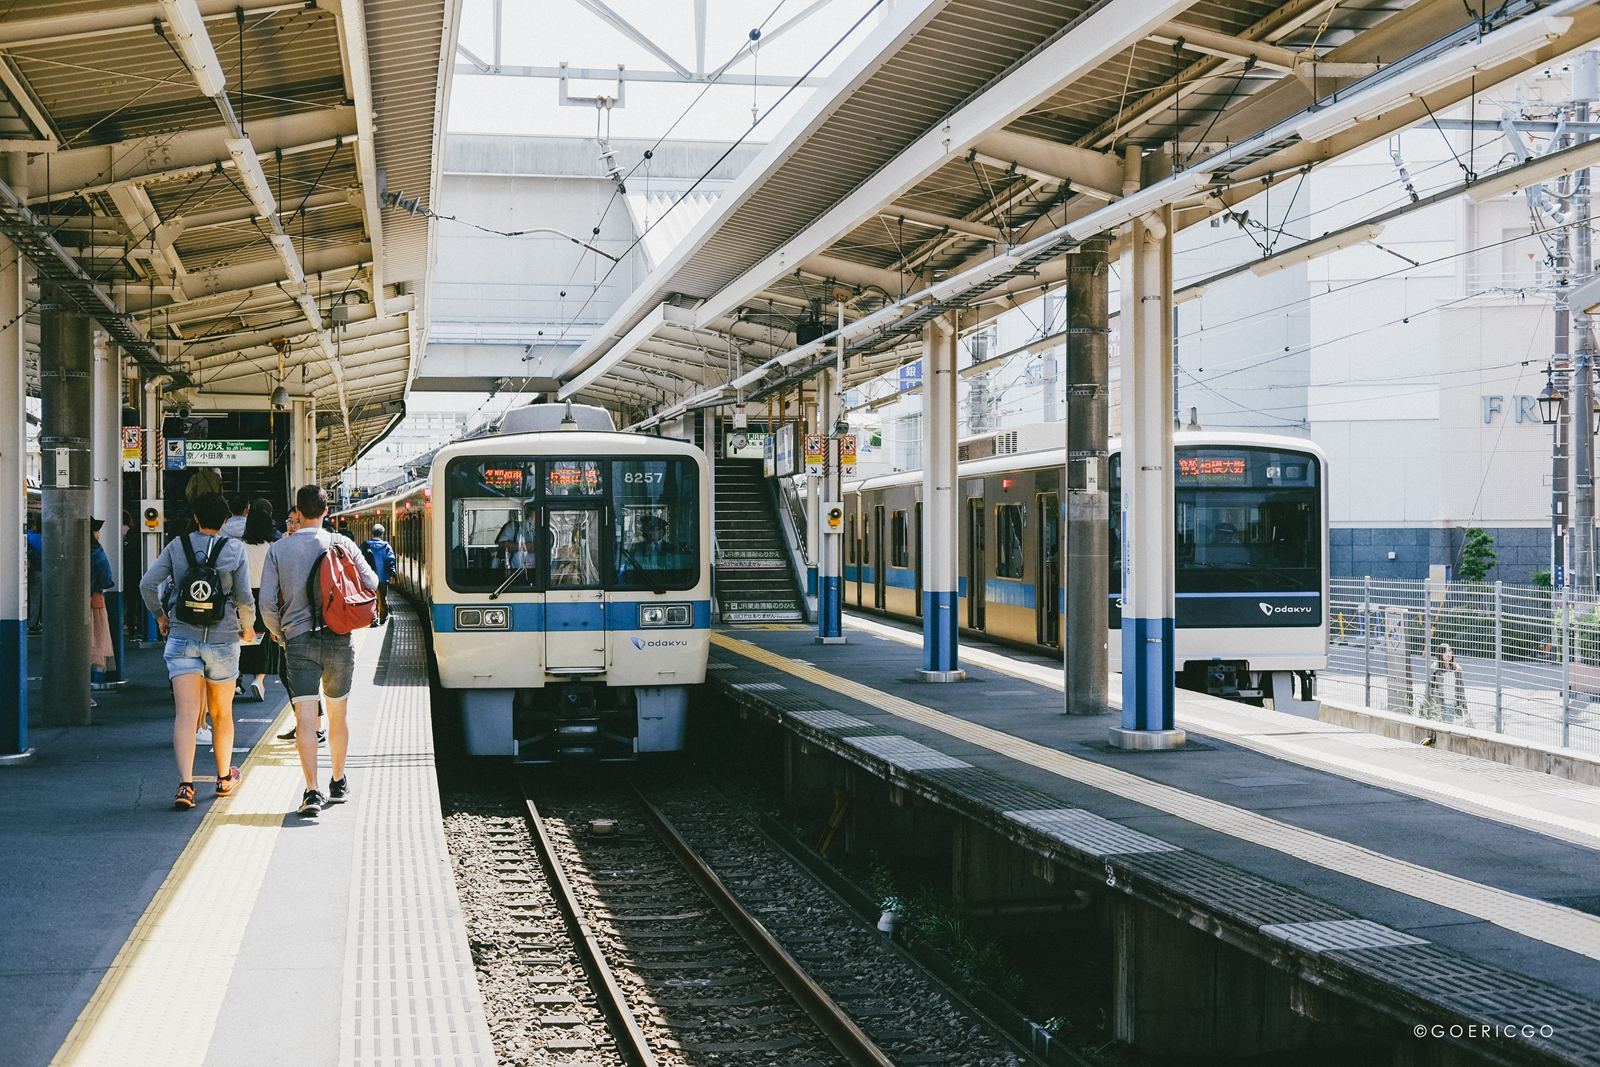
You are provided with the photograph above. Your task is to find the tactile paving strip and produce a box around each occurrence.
[339,609,489,1067]
[787,708,872,731]
[849,734,973,770]
[1004,808,1179,856]
[1259,919,1427,953]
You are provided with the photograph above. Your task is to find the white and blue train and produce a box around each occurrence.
[337,404,711,761]
[844,430,1329,704]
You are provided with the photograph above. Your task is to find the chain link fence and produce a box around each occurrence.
[1325,577,1600,753]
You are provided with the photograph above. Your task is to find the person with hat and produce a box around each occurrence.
[361,523,397,626]
[619,512,688,584]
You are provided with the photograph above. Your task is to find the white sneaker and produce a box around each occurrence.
[251,676,266,702]
[196,727,213,745]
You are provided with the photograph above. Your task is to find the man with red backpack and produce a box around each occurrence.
[260,485,378,816]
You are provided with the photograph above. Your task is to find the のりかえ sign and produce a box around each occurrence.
[184,440,273,467]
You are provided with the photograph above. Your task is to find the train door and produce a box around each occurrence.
[967,498,985,629]
[545,505,606,673]
[1038,492,1061,646]
[914,501,924,617]
[873,503,886,609]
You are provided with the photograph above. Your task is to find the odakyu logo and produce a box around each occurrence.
[633,636,690,649]
[1259,601,1314,616]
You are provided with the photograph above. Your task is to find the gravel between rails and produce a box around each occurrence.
[536,788,849,1067]
[444,792,627,1067]
[647,783,1024,1067]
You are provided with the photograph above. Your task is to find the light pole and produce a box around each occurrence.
[1542,372,1568,587]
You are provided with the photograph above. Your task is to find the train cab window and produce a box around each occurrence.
[1175,448,1320,594]
[547,508,602,586]
[611,458,699,590]
[995,504,1025,578]
[545,459,603,497]
[445,458,541,592]
[890,510,909,567]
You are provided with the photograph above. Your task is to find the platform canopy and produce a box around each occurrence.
[550,0,1600,427]
[0,0,460,479]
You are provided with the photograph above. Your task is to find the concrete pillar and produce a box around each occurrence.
[1111,208,1183,749]
[0,153,29,759]
[805,386,819,600]
[920,315,963,681]
[816,366,845,643]
[40,284,94,727]
[1065,239,1110,715]
[92,335,123,682]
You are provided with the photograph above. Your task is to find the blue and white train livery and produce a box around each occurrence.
[337,404,711,762]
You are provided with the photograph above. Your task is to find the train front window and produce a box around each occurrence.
[611,458,699,591]
[1175,448,1319,594]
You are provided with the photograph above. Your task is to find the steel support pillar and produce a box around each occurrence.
[142,374,162,640]
[1065,240,1111,715]
[92,334,124,682]
[0,153,30,761]
[1111,208,1183,749]
[40,283,93,727]
[805,388,819,602]
[816,367,845,643]
[920,315,963,682]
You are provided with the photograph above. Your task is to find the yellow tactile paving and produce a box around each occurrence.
[842,611,1600,851]
[53,631,371,1067]
[713,632,1600,962]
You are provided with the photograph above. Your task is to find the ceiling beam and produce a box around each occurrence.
[1149,21,1302,73]
[330,0,386,303]
[0,0,301,47]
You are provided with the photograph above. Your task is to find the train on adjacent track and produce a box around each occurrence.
[336,404,711,762]
[843,430,1329,704]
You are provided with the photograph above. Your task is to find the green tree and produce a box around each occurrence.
[1458,527,1497,582]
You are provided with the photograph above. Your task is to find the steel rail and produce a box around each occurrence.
[520,787,660,1067]
[629,784,896,1067]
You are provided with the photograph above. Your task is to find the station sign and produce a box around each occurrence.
[840,434,856,471]
[121,426,141,472]
[180,438,272,467]
[804,433,825,475]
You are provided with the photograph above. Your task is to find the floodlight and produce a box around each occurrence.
[1467,139,1600,201]
[159,0,227,97]
[1250,223,1385,276]
[1296,16,1571,142]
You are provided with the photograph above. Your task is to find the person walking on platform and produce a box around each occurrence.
[274,505,326,745]
[362,524,396,626]
[237,499,279,702]
[89,520,116,689]
[25,515,40,635]
[220,493,250,538]
[139,492,255,811]
[261,485,377,816]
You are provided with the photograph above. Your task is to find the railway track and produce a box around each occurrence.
[444,780,1032,1066]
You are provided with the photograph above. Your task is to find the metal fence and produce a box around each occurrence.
[1325,577,1600,753]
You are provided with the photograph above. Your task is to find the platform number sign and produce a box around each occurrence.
[804,434,825,475]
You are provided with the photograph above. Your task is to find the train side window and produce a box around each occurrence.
[995,504,1024,578]
[848,516,857,564]
[891,510,908,567]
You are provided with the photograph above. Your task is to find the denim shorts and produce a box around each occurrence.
[164,636,241,682]
[284,630,356,701]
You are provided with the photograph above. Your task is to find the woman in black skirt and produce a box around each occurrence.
[237,498,279,701]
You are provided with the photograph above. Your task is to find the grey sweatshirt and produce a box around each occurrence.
[139,532,256,643]
[259,526,378,642]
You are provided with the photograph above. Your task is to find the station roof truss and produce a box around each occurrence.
[0,0,461,480]
[549,0,1600,430]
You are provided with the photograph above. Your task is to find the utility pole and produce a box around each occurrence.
[1554,140,1574,590]
[1573,52,1598,591]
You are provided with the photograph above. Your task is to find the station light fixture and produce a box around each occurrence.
[1467,139,1600,202]
[1539,379,1565,426]
[1250,223,1385,276]
[224,138,278,219]
[1295,15,1572,143]
[159,0,228,98]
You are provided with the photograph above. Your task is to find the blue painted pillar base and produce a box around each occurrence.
[919,590,964,682]
[0,619,29,758]
[1114,616,1183,748]
[816,576,845,643]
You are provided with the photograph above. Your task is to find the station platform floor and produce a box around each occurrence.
[708,612,1600,1065]
[0,607,488,1067]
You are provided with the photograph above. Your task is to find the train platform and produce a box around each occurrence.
[0,606,489,1067]
[705,612,1600,1065]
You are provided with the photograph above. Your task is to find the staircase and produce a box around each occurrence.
[714,458,806,623]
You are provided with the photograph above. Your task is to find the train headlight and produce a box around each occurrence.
[455,606,510,630]
[639,603,692,628]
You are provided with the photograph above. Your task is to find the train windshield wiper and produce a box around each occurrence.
[619,545,666,596]
[488,563,529,600]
